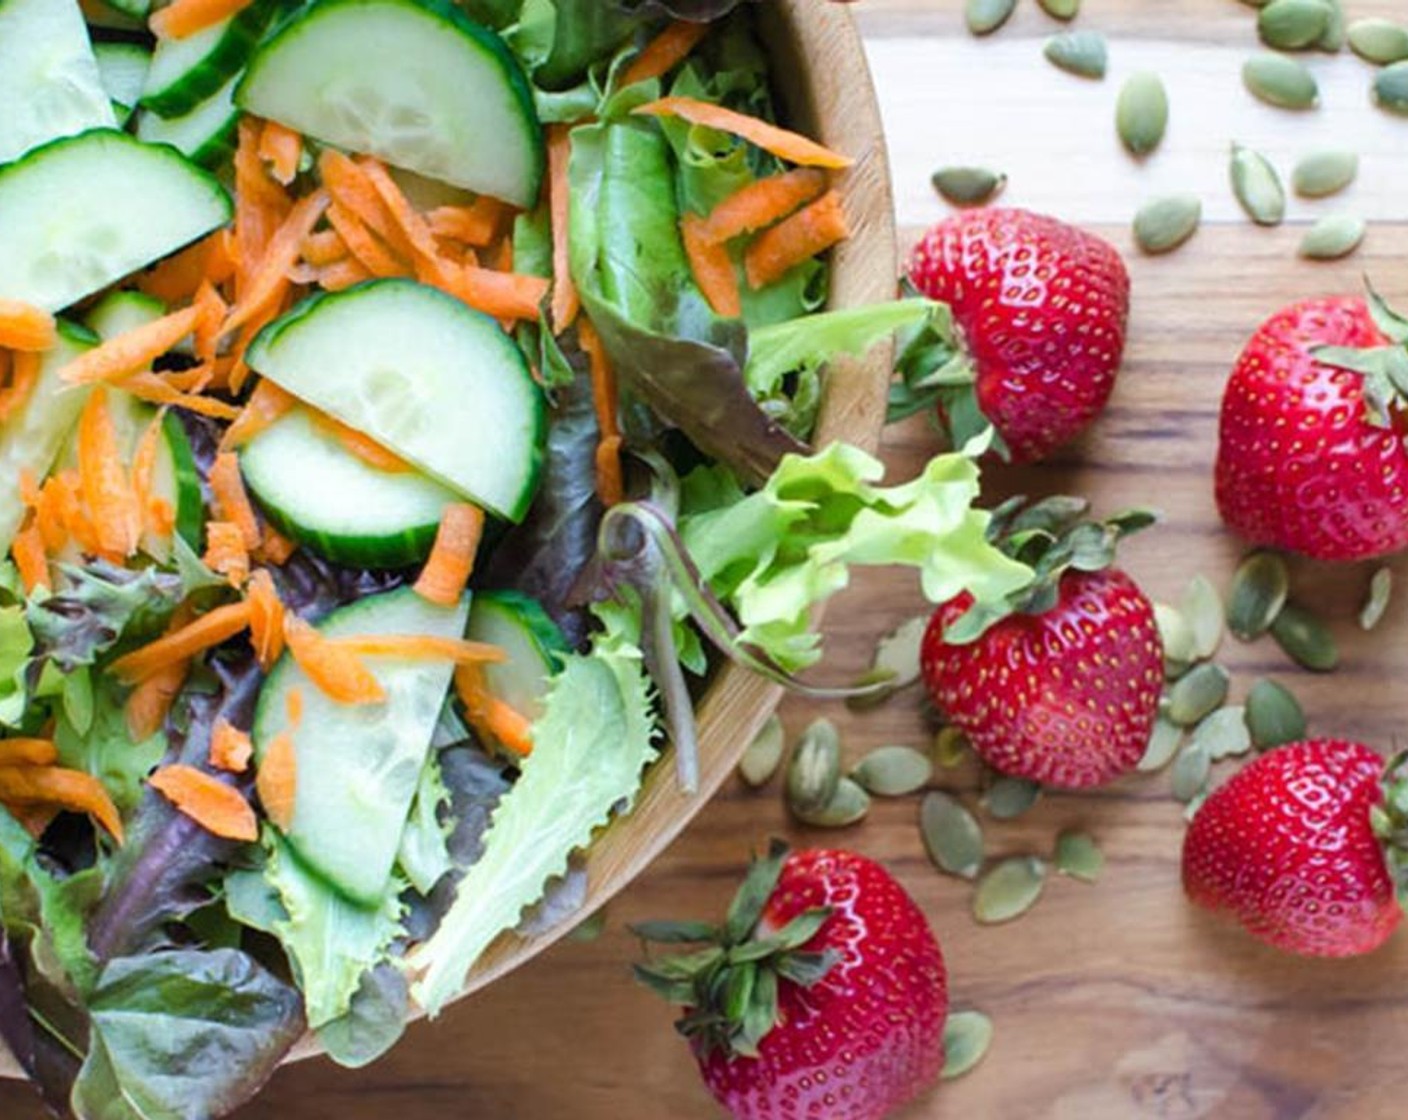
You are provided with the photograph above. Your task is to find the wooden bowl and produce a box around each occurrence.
[0,0,894,1081]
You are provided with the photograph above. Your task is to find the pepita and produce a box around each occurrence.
[844,668,898,712]
[973,856,1048,924]
[1055,830,1104,883]
[786,719,841,814]
[1299,214,1366,260]
[921,791,985,879]
[1360,568,1393,631]
[941,1011,994,1080]
[1133,194,1202,255]
[1245,678,1307,749]
[966,0,1017,36]
[1044,31,1108,79]
[792,776,871,828]
[1191,705,1253,761]
[933,726,972,769]
[1179,575,1226,660]
[872,615,929,688]
[1137,714,1184,772]
[739,714,785,787]
[1258,0,1332,50]
[1227,551,1290,640]
[1374,61,1408,115]
[1348,18,1408,65]
[1117,72,1169,157]
[983,776,1042,820]
[1038,0,1081,22]
[1171,741,1211,802]
[1270,602,1339,671]
[1166,663,1231,727]
[1318,0,1345,52]
[1231,143,1286,226]
[1292,150,1358,197]
[852,744,933,797]
[1155,602,1196,665]
[932,166,1007,207]
[1242,52,1319,109]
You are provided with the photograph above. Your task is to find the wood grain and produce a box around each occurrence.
[8,1,1408,1117]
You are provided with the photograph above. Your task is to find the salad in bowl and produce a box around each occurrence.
[0,0,1028,1114]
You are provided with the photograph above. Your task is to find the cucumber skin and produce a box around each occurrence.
[252,485,438,571]
[472,590,568,658]
[162,411,204,553]
[141,0,279,119]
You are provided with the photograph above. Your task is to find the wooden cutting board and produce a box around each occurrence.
[8,1,1408,1117]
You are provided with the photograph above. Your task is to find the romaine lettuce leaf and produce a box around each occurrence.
[409,642,657,1014]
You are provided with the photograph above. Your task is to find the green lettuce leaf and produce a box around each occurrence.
[54,675,166,817]
[396,752,453,897]
[410,642,657,1014]
[313,964,408,1071]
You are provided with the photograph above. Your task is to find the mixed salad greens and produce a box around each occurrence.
[0,0,1031,1115]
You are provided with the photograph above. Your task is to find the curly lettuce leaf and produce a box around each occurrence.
[409,643,658,1014]
[27,564,185,672]
[396,752,453,897]
[54,675,166,817]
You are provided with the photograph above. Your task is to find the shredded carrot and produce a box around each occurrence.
[427,203,500,247]
[60,305,201,386]
[256,730,297,831]
[146,497,176,540]
[254,524,297,565]
[326,202,408,278]
[0,300,56,352]
[9,804,56,839]
[314,258,375,292]
[120,371,242,419]
[77,388,142,558]
[317,150,414,259]
[700,168,829,244]
[0,739,58,768]
[0,351,39,425]
[446,266,548,322]
[258,120,302,186]
[192,280,229,362]
[577,320,625,506]
[35,471,92,555]
[233,121,292,299]
[300,229,348,268]
[162,362,215,394]
[286,687,303,727]
[744,190,850,290]
[148,764,256,842]
[486,237,514,274]
[542,125,580,334]
[357,157,453,285]
[141,231,237,304]
[594,435,625,508]
[633,97,853,169]
[223,189,330,337]
[283,615,386,704]
[245,568,286,670]
[18,467,39,511]
[310,410,411,473]
[204,521,251,587]
[110,600,253,684]
[151,0,254,38]
[125,661,187,740]
[335,635,507,664]
[209,719,254,774]
[681,212,741,318]
[0,765,124,842]
[454,664,534,757]
[414,504,484,607]
[220,378,296,450]
[209,452,262,550]
[12,522,48,593]
[620,20,710,87]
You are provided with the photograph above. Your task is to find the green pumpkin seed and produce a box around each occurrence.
[1231,143,1286,226]
[1245,678,1306,749]
[1191,705,1253,760]
[932,166,1007,207]
[1348,18,1408,65]
[1166,663,1231,727]
[1292,150,1358,197]
[1117,72,1169,157]
[792,777,871,828]
[1055,830,1104,883]
[1318,0,1345,51]
[1179,575,1225,660]
[1155,602,1196,665]
[786,719,841,814]
[983,776,1042,820]
[852,745,933,797]
[921,791,985,879]
[1227,551,1290,640]
[739,714,785,787]
[1133,194,1202,255]
[1242,52,1320,109]
[1170,741,1211,802]
[933,726,972,769]
[1360,568,1393,631]
[973,856,1048,924]
[1038,0,1080,22]
[1258,0,1331,49]
[1374,61,1408,114]
[1044,31,1108,79]
[844,667,899,712]
[568,909,607,942]
[1137,714,1184,772]
[966,0,1017,35]
[872,615,928,689]
[1299,214,1366,260]
[941,1011,994,1080]
[1270,602,1339,671]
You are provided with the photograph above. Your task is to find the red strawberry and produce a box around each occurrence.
[905,208,1130,463]
[919,500,1162,788]
[1182,740,1406,958]
[635,844,947,1120]
[1215,293,1408,561]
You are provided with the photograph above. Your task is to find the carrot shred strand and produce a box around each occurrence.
[77,387,143,559]
[210,719,254,774]
[12,521,48,593]
[220,378,296,450]
[0,351,40,425]
[546,125,579,334]
[334,635,507,664]
[700,167,829,244]
[0,765,124,842]
[148,764,257,842]
[681,212,742,318]
[245,568,287,670]
[0,300,57,352]
[0,739,59,767]
[414,504,484,607]
[282,615,386,705]
[125,660,188,740]
[743,190,850,290]
[258,120,302,186]
[620,20,710,88]
[632,96,853,169]
[60,305,201,386]
[256,730,297,832]
[110,600,254,684]
[204,520,251,587]
[208,451,262,550]
[454,664,534,757]
[577,320,625,506]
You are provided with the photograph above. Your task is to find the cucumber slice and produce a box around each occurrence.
[0,0,117,164]
[465,591,565,723]
[246,280,544,522]
[253,586,471,905]
[140,0,276,119]
[93,41,151,124]
[0,320,97,552]
[236,0,543,207]
[85,288,166,338]
[136,74,239,170]
[241,405,458,570]
[0,129,232,311]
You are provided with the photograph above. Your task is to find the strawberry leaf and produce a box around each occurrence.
[1366,281,1408,345]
